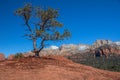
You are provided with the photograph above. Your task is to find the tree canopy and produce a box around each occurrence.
[15,3,70,57]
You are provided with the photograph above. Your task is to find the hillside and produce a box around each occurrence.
[0,56,120,80]
[67,52,120,72]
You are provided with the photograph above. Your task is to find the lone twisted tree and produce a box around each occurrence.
[15,3,70,57]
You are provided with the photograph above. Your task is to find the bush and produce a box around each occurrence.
[14,53,24,58]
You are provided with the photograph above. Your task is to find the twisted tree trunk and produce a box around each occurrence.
[33,39,39,57]
[33,38,45,57]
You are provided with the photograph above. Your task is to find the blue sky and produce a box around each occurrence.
[0,0,120,57]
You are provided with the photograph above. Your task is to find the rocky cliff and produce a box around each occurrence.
[58,40,120,57]
[90,40,120,57]
[92,40,112,49]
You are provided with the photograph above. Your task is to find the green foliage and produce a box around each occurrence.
[15,3,32,22]
[15,3,70,40]
[14,53,24,59]
[67,53,120,72]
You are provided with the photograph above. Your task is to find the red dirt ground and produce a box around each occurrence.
[0,56,120,80]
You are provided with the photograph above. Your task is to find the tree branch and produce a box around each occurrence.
[38,38,46,53]
[25,19,36,40]
[25,20,33,33]
[41,18,50,31]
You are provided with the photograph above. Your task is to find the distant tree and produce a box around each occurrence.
[15,3,70,57]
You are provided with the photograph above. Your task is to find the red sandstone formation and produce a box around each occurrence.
[0,53,5,61]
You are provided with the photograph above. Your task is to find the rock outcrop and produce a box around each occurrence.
[7,54,14,60]
[93,44,120,57]
[0,53,5,61]
[92,40,112,49]
[87,40,120,57]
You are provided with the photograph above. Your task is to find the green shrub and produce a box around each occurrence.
[14,53,24,58]
[67,53,120,72]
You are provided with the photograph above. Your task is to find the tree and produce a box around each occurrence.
[15,3,70,57]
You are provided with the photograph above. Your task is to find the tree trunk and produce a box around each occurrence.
[35,50,39,57]
[37,38,45,57]
[33,39,39,57]
[33,38,45,57]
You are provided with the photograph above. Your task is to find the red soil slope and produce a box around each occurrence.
[0,56,120,80]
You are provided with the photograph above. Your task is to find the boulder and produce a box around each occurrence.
[0,53,5,61]
[7,54,15,60]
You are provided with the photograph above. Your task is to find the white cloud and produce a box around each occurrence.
[49,45,59,50]
[114,41,120,45]
[78,45,88,51]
